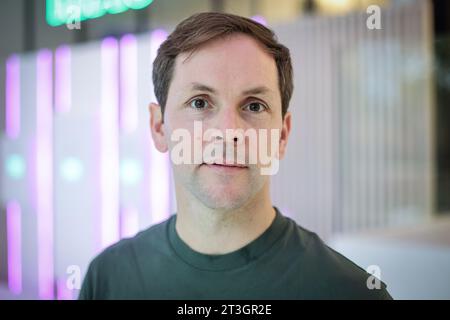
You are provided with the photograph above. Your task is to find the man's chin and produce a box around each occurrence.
[195,186,251,211]
[187,166,265,210]
[201,199,249,211]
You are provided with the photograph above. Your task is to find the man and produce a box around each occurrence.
[79,12,392,300]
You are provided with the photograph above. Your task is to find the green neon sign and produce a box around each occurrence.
[46,0,154,27]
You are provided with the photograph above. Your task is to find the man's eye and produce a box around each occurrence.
[244,102,266,113]
[189,98,209,109]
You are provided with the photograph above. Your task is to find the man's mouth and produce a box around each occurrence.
[201,162,248,172]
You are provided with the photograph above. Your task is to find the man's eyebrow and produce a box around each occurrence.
[242,86,272,96]
[190,83,272,96]
[190,82,217,94]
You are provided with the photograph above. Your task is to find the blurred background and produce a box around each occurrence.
[0,0,448,300]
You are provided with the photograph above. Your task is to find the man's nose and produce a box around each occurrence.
[214,108,243,143]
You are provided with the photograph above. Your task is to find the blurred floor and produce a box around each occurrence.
[330,215,450,299]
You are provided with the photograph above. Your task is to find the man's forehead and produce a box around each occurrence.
[176,33,274,65]
[171,34,279,92]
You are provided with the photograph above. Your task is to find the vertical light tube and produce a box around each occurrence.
[149,29,171,224]
[150,29,168,63]
[56,278,72,300]
[36,49,54,299]
[100,37,120,249]
[7,201,22,295]
[251,15,267,26]
[120,207,139,238]
[119,34,138,133]
[5,54,20,139]
[55,45,71,113]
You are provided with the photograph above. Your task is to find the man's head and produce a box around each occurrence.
[153,12,293,119]
[150,12,293,211]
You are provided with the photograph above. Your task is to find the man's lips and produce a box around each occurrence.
[201,162,248,170]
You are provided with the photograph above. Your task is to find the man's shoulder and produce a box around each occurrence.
[284,217,392,299]
[79,216,173,299]
[94,215,173,265]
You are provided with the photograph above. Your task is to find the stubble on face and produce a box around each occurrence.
[164,34,282,211]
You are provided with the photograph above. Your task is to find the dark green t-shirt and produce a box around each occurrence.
[79,208,392,300]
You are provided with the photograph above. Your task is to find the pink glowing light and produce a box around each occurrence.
[120,207,139,238]
[55,45,72,113]
[99,37,120,249]
[119,34,139,133]
[7,201,22,295]
[149,29,171,224]
[251,15,268,26]
[36,49,54,300]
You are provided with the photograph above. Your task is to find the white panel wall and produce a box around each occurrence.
[271,0,434,240]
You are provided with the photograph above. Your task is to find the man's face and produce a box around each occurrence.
[152,33,291,210]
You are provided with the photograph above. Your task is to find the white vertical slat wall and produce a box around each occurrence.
[271,0,434,240]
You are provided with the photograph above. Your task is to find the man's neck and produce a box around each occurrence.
[174,183,276,255]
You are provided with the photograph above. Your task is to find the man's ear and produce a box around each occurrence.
[278,111,292,160]
[149,102,168,153]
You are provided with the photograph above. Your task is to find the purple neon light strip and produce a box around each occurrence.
[150,29,168,63]
[149,29,171,224]
[119,34,138,133]
[120,207,139,238]
[36,49,54,300]
[251,15,267,26]
[5,55,20,139]
[100,37,120,249]
[150,153,171,224]
[7,201,22,295]
[56,278,73,300]
[55,45,72,113]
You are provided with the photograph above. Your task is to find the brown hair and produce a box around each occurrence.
[152,12,293,118]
